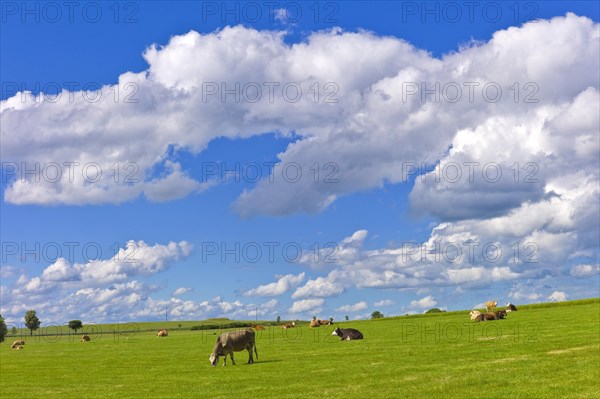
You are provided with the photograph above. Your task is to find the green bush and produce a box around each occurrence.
[425,308,445,314]
[0,314,7,342]
[190,321,254,331]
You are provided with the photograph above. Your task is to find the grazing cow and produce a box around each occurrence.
[281,322,296,329]
[469,310,482,321]
[157,329,168,337]
[252,325,266,331]
[12,340,25,346]
[506,303,518,312]
[11,344,23,350]
[485,301,498,312]
[80,335,91,342]
[332,327,363,341]
[209,329,257,367]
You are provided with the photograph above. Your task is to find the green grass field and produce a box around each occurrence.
[1,299,599,398]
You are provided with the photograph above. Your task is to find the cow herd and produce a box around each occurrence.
[6,304,519,364]
[208,319,365,366]
[10,335,91,349]
[470,302,518,322]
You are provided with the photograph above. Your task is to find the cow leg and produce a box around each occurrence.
[247,346,253,364]
[230,352,236,365]
[222,355,227,366]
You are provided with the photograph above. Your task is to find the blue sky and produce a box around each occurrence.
[1,1,599,324]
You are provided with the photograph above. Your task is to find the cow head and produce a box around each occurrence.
[331,328,341,336]
[209,353,219,367]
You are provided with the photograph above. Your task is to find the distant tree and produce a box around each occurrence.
[68,320,83,334]
[178,324,182,328]
[276,315,281,323]
[11,326,17,336]
[425,308,445,314]
[371,311,384,319]
[344,315,349,321]
[0,314,7,342]
[329,317,334,323]
[24,310,41,336]
[312,316,317,321]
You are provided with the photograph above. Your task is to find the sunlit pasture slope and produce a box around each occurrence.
[1,299,598,398]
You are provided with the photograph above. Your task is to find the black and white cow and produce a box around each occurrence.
[331,327,363,340]
[506,303,518,312]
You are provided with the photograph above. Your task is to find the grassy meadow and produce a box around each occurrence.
[1,299,599,398]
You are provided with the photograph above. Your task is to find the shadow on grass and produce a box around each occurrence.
[243,359,283,365]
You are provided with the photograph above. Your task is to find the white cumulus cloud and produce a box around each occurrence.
[172,287,193,296]
[336,301,368,312]
[410,296,437,309]
[548,291,568,302]
[374,299,395,307]
[288,298,324,314]
[244,272,305,296]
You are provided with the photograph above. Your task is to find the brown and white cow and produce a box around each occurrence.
[469,310,482,321]
[11,344,23,350]
[12,339,25,346]
[281,322,296,329]
[309,319,320,328]
[157,329,168,337]
[252,325,266,331]
[485,301,498,312]
[209,329,257,366]
[80,335,91,342]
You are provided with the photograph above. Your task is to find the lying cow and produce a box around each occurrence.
[12,339,25,346]
[281,322,296,329]
[157,329,168,337]
[80,335,91,342]
[485,301,498,312]
[332,327,363,340]
[469,310,482,321]
[209,329,258,366]
[319,318,333,326]
[481,310,507,321]
[309,319,320,328]
[506,303,518,312]
[252,325,266,331]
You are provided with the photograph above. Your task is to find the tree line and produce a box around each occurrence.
[1,310,389,342]
[0,310,85,342]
